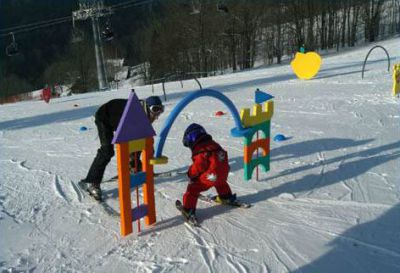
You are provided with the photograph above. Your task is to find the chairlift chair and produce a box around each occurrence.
[190,0,201,15]
[217,3,229,13]
[71,28,84,43]
[101,26,114,42]
[101,18,114,42]
[6,32,19,57]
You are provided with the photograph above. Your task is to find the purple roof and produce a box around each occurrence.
[112,91,156,144]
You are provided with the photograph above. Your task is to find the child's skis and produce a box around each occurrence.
[199,194,252,208]
[103,170,186,182]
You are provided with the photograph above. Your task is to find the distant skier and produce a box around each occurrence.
[81,95,164,200]
[179,123,237,221]
[42,85,51,103]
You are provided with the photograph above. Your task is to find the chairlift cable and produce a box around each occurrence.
[110,0,152,10]
[0,16,72,34]
[0,18,72,37]
[110,0,153,12]
[0,0,153,39]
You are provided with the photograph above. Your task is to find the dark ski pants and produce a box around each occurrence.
[183,179,232,210]
[85,119,115,185]
[85,119,142,185]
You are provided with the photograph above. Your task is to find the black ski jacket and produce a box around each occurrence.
[95,99,128,131]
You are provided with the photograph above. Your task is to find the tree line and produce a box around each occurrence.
[1,0,399,98]
[142,0,399,81]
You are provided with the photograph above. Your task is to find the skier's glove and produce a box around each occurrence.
[188,179,196,185]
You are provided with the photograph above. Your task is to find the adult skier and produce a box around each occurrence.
[81,95,164,200]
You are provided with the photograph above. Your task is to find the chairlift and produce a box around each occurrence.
[217,3,229,13]
[6,32,19,57]
[101,26,114,42]
[101,19,114,42]
[190,0,201,15]
[71,28,84,43]
[71,18,84,43]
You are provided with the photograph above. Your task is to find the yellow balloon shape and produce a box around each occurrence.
[291,52,322,80]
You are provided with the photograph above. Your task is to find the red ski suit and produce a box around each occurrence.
[183,139,232,209]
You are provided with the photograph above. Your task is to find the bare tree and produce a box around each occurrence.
[363,0,386,42]
[135,0,399,80]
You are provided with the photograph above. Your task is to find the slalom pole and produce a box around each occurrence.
[256,131,259,181]
[134,152,141,232]
[136,186,141,232]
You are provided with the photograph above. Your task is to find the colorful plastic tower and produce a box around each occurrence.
[240,92,274,181]
[393,64,400,97]
[112,90,157,236]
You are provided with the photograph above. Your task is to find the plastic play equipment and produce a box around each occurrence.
[161,72,203,101]
[148,72,203,102]
[361,45,391,79]
[112,90,157,236]
[273,134,286,142]
[154,89,251,161]
[393,64,400,97]
[153,88,274,181]
[291,51,322,80]
[255,88,274,103]
[241,91,274,180]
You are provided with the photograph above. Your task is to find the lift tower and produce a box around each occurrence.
[73,0,111,90]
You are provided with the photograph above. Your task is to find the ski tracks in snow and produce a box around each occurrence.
[52,175,84,204]
[179,214,273,273]
[184,226,215,273]
[7,158,83,205]
[96,231,189,272]
[1,159,124,272]
[268,196,400,259]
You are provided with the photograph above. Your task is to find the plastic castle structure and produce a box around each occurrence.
[240,90,274,180]
[111,88,274,236]
[112,90,157,237]
[153,88,274,182]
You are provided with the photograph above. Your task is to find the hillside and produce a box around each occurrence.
[0,37,399,273]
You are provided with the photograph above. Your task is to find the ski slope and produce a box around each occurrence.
[1,37,399,273]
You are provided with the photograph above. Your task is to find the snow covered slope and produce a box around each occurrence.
[1,37,399,273]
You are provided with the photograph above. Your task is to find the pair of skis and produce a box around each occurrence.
[78,170,185,217]
[79,175,251,228]
[198,194,252,208]
[103,170,187,183]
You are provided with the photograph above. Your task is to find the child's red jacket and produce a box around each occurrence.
[187,139,230,185]
[183,138,232,209]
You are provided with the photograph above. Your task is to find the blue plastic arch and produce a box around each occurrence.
[154,89,251,158]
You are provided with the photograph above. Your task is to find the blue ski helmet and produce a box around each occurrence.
[145,96,162,107]
[145,96,164,114]
[183,123,207,148]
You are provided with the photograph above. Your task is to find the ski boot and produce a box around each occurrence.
[87,183,102,201]
[175,200,199,227]
[214,193,251,208]
[182,207,196,219]
[215,193,237,204]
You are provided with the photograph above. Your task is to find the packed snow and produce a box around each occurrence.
[1,37,399,273]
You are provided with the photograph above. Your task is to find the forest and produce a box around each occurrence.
[0,0,399,98]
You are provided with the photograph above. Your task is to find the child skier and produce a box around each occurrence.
[179,123,237,221]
